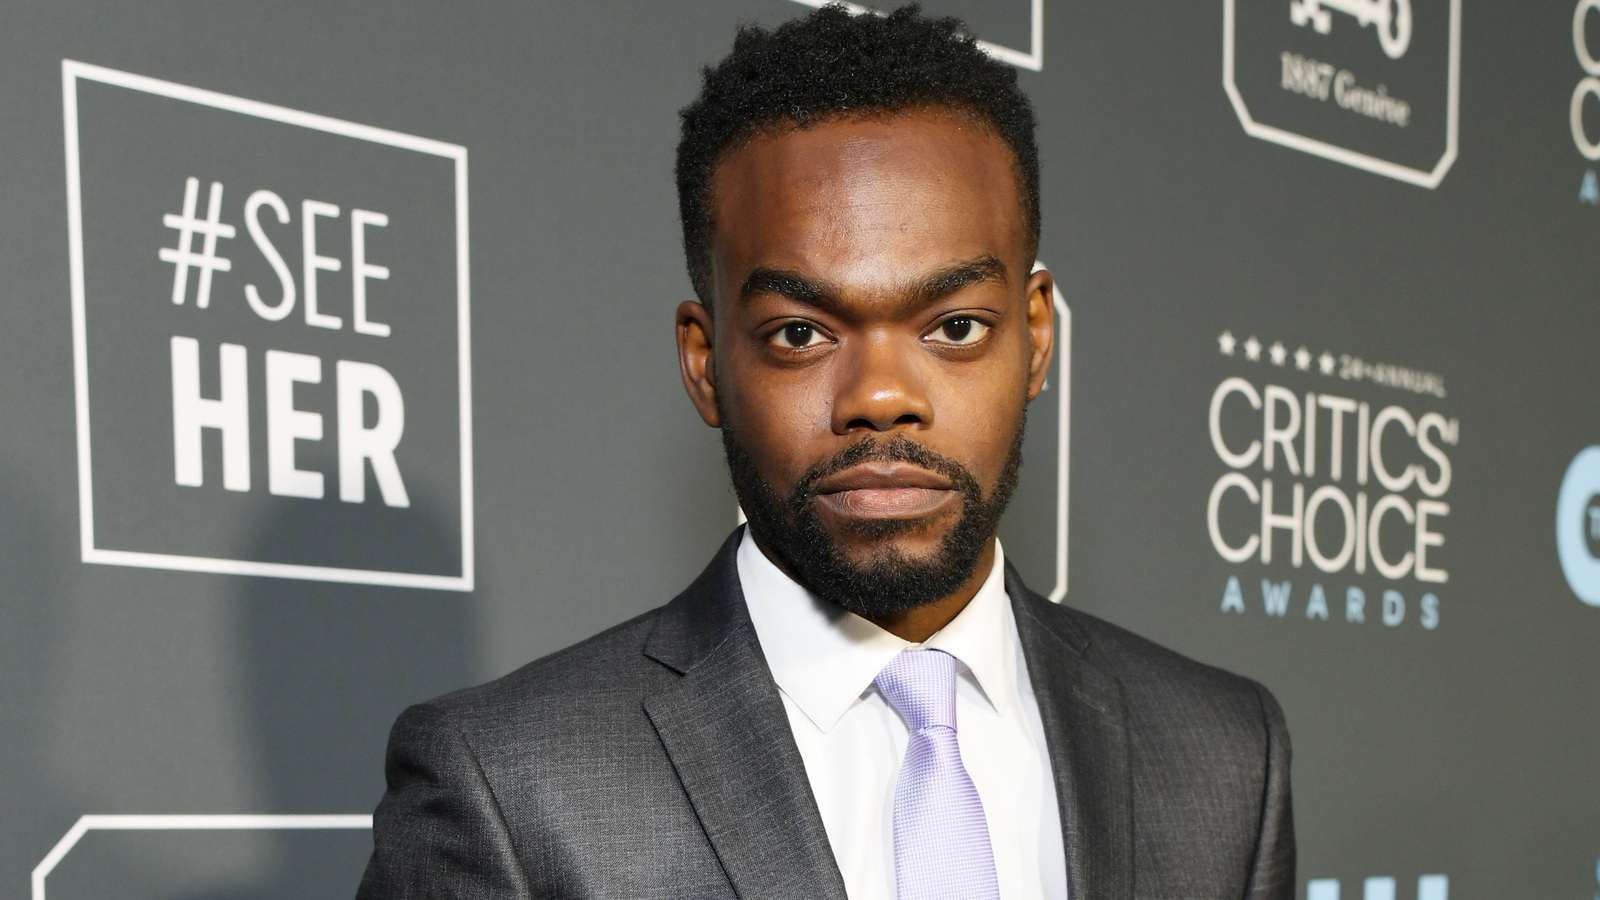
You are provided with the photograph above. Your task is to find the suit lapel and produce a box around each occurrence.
[641,532,849,900]
[1008,566,1134,900]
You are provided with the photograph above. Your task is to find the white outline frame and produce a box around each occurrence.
[32,814,372,900]
[785,0,1045,71]
[732,265,1069,601]
[1042,275,1069,601]
[62,60,474,591]
[1222,0,1461,188]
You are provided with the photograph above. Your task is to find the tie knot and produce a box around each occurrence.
[874,648,958,733]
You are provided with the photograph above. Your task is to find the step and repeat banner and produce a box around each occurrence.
[1,1,1595,898]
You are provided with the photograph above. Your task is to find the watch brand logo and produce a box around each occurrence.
[1556,446,1600,606]
[1224,0,1460,186]
[63,61,473,590]
[1307,875,1447,900]
[1291,0,1412,59]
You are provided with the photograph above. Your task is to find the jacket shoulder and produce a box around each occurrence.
[368,599,742,899]
[394,530,749,762]
[409,606,670,740]
[1019,591,1286,735]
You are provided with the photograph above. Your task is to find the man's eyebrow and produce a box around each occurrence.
[740,268,840,310]
[910,256,1009,307]
[738,255,1009,312]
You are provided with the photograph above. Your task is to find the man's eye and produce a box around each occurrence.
[929,317,989,345]
[774,322,826,348]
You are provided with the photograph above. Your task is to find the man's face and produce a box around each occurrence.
[677,108,1055,617]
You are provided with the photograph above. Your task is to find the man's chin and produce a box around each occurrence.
[819,513,958,558]
[819,515,953,563]
[749,505,994,620]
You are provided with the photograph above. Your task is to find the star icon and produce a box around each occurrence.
[1318,352,1336,375]
[1243,336,1262,361]
[1269,341,1287,366]
[1294,346,1311,371]
[1218,330,1237,356]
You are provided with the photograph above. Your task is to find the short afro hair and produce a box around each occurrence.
[675,3,1040,307]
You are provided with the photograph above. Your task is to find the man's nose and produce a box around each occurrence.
[831,333,934,434]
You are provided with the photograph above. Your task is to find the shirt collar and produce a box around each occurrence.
[738,527,1019,734]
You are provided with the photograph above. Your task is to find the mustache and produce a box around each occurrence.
[791,435,981,501]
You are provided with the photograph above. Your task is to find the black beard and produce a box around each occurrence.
[721,424,1023,620]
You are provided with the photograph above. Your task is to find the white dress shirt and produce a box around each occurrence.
[738,530,1068,900]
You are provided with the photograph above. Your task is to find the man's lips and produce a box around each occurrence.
[812,463,959,519]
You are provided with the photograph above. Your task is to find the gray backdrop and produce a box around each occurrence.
[2,1,1597,898]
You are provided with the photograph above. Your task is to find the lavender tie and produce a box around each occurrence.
[875,649,1001,900]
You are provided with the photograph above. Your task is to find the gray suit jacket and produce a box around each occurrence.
[359,531,1294,899]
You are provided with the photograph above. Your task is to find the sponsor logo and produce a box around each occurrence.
[1307,875,1448,900]
[1571,1,1600,205]
[1224,0,1460,187]
[63,61,472,590]
[1209,331,1452,629]
[783,0,1045,71]
[1556,446,1600,606]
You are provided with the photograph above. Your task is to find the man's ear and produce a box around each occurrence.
[676,300,721,427]
[1024,268,1056,402]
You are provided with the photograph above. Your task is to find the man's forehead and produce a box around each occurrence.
[707,110,1026,299]
[712,108,1016,197]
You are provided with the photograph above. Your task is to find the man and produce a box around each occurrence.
[359,6,1294,899]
